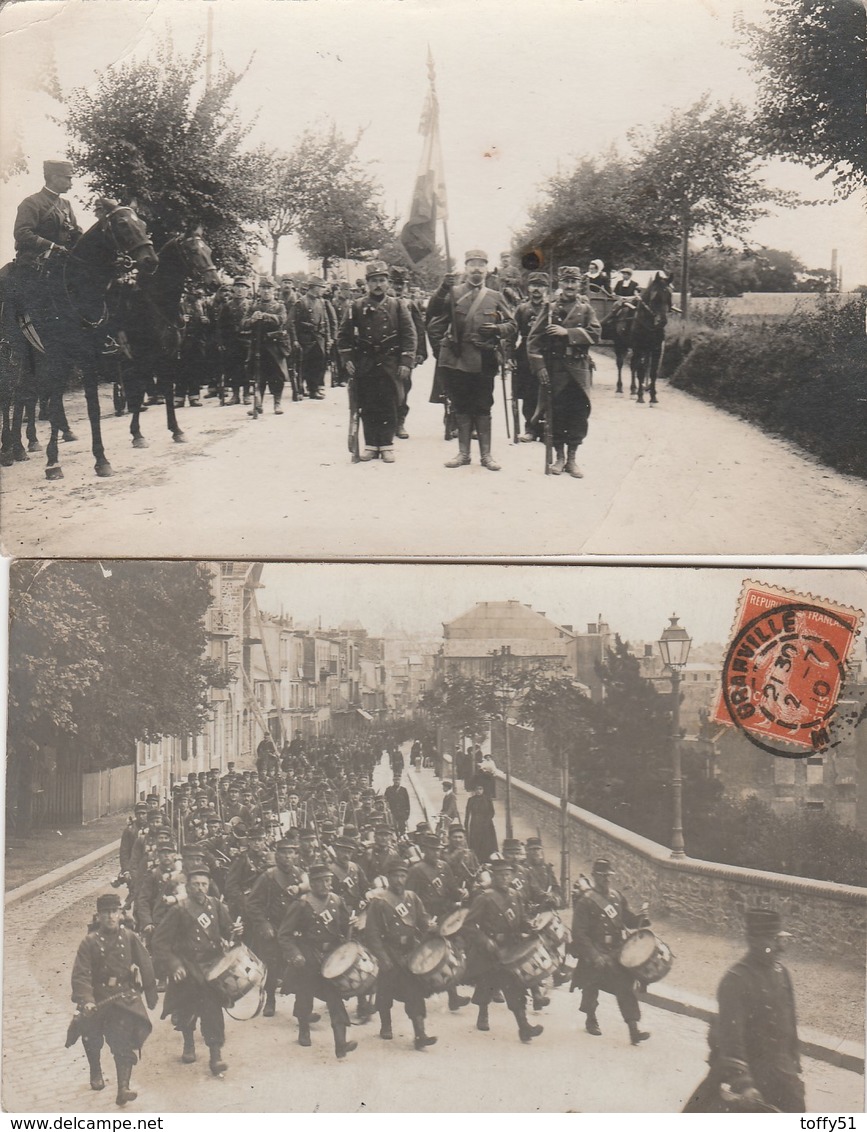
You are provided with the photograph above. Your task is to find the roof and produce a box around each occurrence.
[443,601,572,642]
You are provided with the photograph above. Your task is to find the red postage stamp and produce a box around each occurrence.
[713,582,864,757]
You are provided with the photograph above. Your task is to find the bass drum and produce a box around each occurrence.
[499,935,558,988]
[617,929,673,984]
[205,944,266,1005]
[407,937,467,993]
[532,911,571,957]
[321,941,379,997]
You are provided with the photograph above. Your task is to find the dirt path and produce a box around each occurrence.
[2,352,865,558]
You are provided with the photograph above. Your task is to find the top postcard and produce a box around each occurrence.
[1,0,866,559]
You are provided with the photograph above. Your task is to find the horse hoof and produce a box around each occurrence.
[132,437,149,449]
[115,409,126,417]
[95,461,113,478]
[0,451,14,467]
[13,446,28,462]
[172,432,187,444]
[62,431,78,443]
[28,440,42,452]
[45,465,64,480]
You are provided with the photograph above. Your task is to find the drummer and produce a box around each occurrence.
[360,823,397,885]
[246,835,305,1019]
[445,823,481,897]
[569,857,650,1045]
[462,856,544,1044]
[330,836,375,1022]
[277,862,358,1059]
[406,833,471,1013]
[363,857,438,1051]
[502,838,549,1012]
[152,865,241,1077]
[525,836,568,988]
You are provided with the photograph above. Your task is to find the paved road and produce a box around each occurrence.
[2,353,865,557]
[3,755,863,1113]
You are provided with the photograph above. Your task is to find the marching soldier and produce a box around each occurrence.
[684,909,805,1113]
[462,856,543,1043]
[426,249,516,471]
[135,840,184,944]
[152,866,240,1075]
[294,275,331,399]
[527,265,601,478]
[217,277,252,405]
[406,833,470,1012]
[337,260,416,463]
[514,272,550,442]
[246,836,306,1018]
[569,857,650,1045]
[360,824,398,886]
[445,823,480,896]
[224,824,271,922]
[330,836,366,912]
[364,857,438,1051]
[278,862,358,1058]
[243,277,290,415]
[525,837,562,914]
[389,266,428,440]
[68,892,157,1107]
[119,802,149,878]
[175,285,209,408]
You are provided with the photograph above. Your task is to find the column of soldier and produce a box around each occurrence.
[69,734,657,1108]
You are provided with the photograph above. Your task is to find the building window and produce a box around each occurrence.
[804,800,825,812]
[806,757,824,786]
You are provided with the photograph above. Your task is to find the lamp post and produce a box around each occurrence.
[657,615,692,860]
[490,646,514,839]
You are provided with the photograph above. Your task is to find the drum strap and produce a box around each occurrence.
[584,888,625,930]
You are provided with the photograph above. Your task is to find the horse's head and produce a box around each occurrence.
[176,230,220,293]
[94,198,158,274]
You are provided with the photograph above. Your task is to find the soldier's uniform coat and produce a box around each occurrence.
[527,297,601,447]
[363,888,432,1019]
[278,891,351,1025]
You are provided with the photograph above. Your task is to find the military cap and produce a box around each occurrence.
[44,159,74,179]
[341,825,359,839]
[275,837,298,851]
[333,838,356,852]
[745,908,781,935]
[206,815,223,826]
[155,830,174,844]
[147,792,160,801]
[558,266,582,281]
[187,773,198,782]
[320,821,336,833]
[299,828,318,841]
[389,265,408,282]
[181,844,206,856]
[309,863,334,880]
[307,275,325,288]
[232,823,248,838]
[502,838,523,851]
[385,856,409,875]
[447,824,465,835]
[96,892,122,911]
[488,855,513,871]
[186,866,211,880]
[157,841,177,855]
[258,277,275,289]
[465,249,488,263]
[365,260,389,279]
[247,824,267,839]
[415,821,431,833]
[526,837,543,848]
[134,802,148,813]
[592,857,613,874]
[233,276,250,287]
[374,823,392,835]
[527,272,550,286]
[420,833,441,850]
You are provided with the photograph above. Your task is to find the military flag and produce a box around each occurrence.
[399,50,449,264]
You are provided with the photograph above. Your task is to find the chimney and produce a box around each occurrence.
[587,623,597,634]
[831,248,838,292]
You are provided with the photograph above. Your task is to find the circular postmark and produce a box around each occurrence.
[721,602,855,759]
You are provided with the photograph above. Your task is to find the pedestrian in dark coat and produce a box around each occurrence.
[245,838,305,1017]
[68,892,157,1107]
[464,781,498,863]
[383,773,411,835]
[683,908,805,1113]
[513,273,549,441]
[294,276,331,399]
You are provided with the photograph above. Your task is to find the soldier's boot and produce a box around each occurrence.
[274,397,283,415]
[550,444,565,475]
[448,987,470,1011]
[208,1045,228,1075]
[263,991,276,1018]
[565,444,583,478]
[114,1059,137,1107]
[444,414,472,468]
[477,414,501,471]
[356,994,374,1022]
[359,447,378,462]
[411,1016,437,1050]
[332,1023,358,1060]
[531,985,550,1010]
[379,1010,393,1040]
[230,391,241,405]
[298,1020,312,1047]
[181,1030,197,1063]
[476,1004,490,1032]
[585,1013,602,1036]
[85,1046,105,1090]
[514,1009,543,1043]
[380,447,395,463]
[627,1021,650,1045]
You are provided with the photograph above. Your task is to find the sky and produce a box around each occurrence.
[1,0,865,285]
[256,563,867,647]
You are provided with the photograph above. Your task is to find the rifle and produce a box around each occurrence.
[495,310,511,441]
[543,300,554,474]
[347,376,360,462]
[248,318,263,420]
[510,361,521,443]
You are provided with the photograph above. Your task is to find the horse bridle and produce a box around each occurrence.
[98,204,155,269]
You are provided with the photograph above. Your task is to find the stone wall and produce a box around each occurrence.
[505,771,866,964]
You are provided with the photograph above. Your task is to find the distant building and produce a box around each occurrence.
[436,600,574,680]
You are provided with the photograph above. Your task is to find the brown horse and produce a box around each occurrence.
[632,272,674,406]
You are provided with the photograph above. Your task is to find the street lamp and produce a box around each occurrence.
[490,646,514,839]
[657,615,692,859]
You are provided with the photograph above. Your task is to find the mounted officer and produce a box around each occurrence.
[13,159,82,306]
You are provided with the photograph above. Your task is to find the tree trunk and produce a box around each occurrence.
[679,210,691,321]
[271,235,280,280]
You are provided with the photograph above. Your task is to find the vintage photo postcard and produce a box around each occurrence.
[1,0,866,558]
[3,560,865,1113]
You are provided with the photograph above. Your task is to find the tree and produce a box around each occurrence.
[629,94,797,318]
[63,36,272,268]
[513,149,678,275]
[688,245,803,296]
[7,561,227,832]
[737,0,867,197]
[420,672,490,743]
[262,124,394,277]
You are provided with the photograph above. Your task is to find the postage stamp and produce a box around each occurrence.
[713,581,864,757]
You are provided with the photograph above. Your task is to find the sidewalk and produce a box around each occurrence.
[4,811,128,893]
[406,756,865,1073]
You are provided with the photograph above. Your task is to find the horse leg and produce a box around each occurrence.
[161,359,186,443]
[25,395,42,451]
[44,386,64,479]
[648,338,664,405]
[83,375,112,476]
[614,344,624,393]
[634,349,645,404]
[0,403,14,466]
[11,397,28,460]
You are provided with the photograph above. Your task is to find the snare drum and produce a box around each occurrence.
[532,911,571,957]
[439,907,468,938]
[321,941,379,997]
[617,929,673,984]
[408,937,467,993]
[499,935,558,988]
[205,944,266,1005]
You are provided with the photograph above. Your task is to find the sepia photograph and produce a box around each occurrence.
[3,560,866,1113]
[0,0,866,558]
